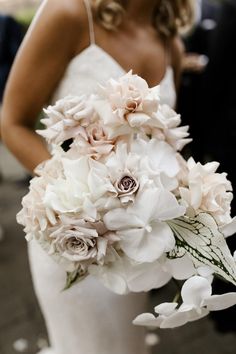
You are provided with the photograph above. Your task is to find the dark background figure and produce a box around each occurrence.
[178,0,220,161]
[184,0,219,55]
[202,0,236,333]
[0,14,24,103]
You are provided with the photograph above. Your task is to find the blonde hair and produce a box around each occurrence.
[91,0,195,38]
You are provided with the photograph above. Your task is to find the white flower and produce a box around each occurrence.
[219,216,236,238]
[17,156,63,242]
[104,187,185,263]
[130,138,180,179]
[105,138,180,196]
[165,254,196,280]
[133,276,236,329]
[37,95,94,145]
[43,156,117,219]
[70,121,114,159]
[89,254,171,295]
[94,71,161,139]
[179,157,233,225]
[100,70,159,118]
[153,104,192,151]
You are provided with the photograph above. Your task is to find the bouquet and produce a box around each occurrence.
[17,71,236,329]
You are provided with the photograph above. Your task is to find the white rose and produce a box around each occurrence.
[94,71,160,139]
[37,95,94,145]
[70,121,114,159]
[179,157,233,225]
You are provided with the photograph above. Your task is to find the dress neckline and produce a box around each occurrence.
[69,43,172,88]
[71,44,125,73]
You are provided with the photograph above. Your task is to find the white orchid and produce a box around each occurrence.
[133,276,236,328]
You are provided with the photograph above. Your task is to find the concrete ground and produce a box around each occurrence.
[0,145,236,354]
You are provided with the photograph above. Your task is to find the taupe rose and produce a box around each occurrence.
[48,218,118,264]
[115,174,139,204]
[48,218,107,263]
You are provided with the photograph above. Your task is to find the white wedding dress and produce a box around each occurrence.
[28,1,176,353]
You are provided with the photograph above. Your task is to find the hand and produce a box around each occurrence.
[182,53,209,73]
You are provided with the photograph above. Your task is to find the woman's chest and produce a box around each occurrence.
[92,26,169,87]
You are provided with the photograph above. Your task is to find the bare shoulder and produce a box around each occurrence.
[34,0,88,26]
[26,0,89,53]
[2,0,91,128]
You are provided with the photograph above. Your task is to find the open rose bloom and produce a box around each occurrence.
[17,71,236,329]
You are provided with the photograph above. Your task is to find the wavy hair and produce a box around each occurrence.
[91,0,195,38]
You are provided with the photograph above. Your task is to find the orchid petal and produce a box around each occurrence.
[202,292,236,311]
[181,276,212,307]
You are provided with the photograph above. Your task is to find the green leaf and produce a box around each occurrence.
[167,213,236,286]
[63,267,88,291]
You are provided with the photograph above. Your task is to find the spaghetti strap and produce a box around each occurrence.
[83,0,96,45]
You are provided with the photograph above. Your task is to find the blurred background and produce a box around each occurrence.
[0,0,236,353]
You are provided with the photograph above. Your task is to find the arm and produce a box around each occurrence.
[1,0,85,173]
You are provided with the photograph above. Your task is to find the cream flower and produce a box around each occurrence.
[178,157,233,225]
[101,70,159,118]
[94,71,161,139]
[37,95,94,145]
[17,155,63,242]
[70,121,114,159]
[17,176,56,241]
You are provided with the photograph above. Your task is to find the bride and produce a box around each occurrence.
[1,1,193,353]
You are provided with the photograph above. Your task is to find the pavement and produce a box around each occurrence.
[0,144,236,354]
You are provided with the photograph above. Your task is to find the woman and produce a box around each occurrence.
[1,1,193,353]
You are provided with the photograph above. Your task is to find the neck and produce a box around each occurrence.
[123,0,160,24]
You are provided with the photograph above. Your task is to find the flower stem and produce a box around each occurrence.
[172,278,182,304]
[173,291,181,303]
